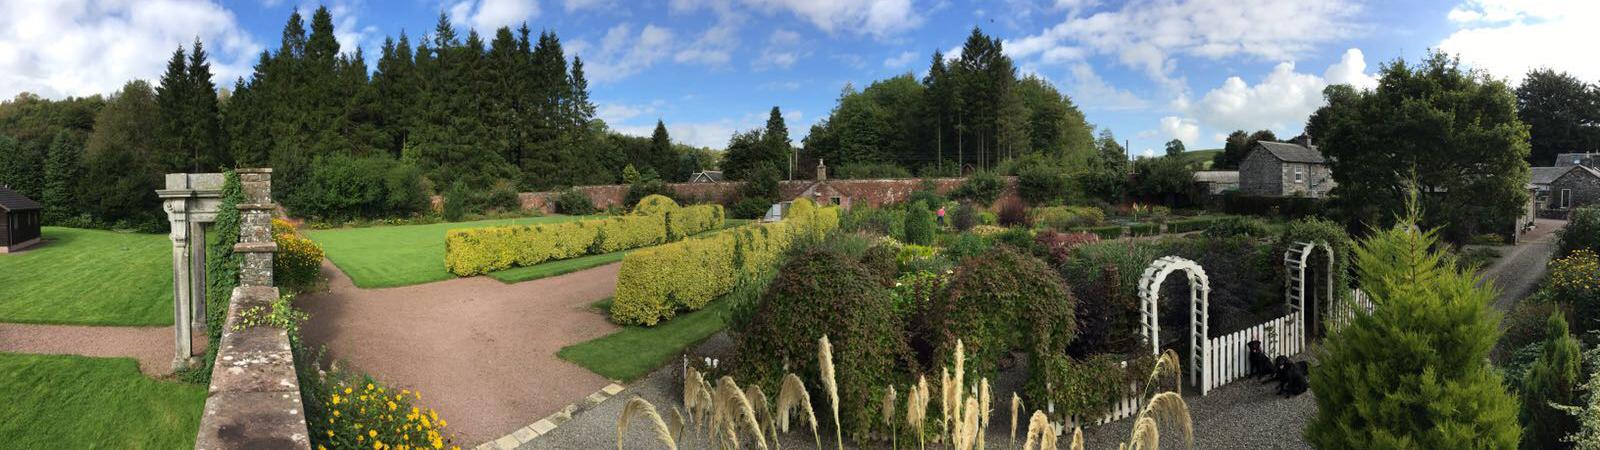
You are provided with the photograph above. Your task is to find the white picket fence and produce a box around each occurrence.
[1199,311,1305,393]
[1063,289,1377,427]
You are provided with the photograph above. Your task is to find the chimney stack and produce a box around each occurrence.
[1294,135,1313,148]
[816,159,827,181]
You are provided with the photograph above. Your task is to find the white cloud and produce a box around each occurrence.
[595,99,666,124]
[449,0,540,32]
[563,0,612,12]
[1159,116,1200,143]
[1064,63,1148,111]
[1006,0,1361,91]
[1439,0,1600,84]
[0,0,263,99]
[883,50,917,68]
[675,20,738,66]
[671,0,922,39]
[754,28,806,70]
[1177,49,1376,139]
[575,23,676,83]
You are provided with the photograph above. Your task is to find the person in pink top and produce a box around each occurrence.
[936,205,946,227]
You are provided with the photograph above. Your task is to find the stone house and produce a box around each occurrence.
[688,170,725,183]
[1545,165,1600,215]
[1192,170,1240,195]
[1238,138,1335,198]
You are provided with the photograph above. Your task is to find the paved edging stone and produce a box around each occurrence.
[473,383,626,450]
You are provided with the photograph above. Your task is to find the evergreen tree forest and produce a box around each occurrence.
[800,28,1097,179]
[0,7,706,227]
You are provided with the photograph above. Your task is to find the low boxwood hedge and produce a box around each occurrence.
[443,197,725,276]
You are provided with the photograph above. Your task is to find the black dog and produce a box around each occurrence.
[1262,356,1311,397]
[1246,340,1274,379]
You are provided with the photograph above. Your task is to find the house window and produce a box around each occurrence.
[1294,167,1305,183]
[1561,189,1573,209]
[830,197,841,205]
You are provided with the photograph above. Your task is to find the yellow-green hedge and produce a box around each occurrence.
[611,198,839,326]
[444,198,726,276]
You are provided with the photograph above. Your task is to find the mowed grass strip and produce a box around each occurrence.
[0,227,173,326]
[306,215,595,288]
[0,353,207,449]
[557,297,733,382]
[486,219,751,284]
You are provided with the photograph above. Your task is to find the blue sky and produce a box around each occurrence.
[2,0,1593,156]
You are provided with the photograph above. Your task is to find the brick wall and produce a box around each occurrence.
[431,177,1018,213]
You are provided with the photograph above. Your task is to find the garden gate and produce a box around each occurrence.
[1137,256,1211,393]
[1285,241,1335,340]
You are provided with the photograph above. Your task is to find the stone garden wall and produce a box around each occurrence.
[431,177,1016,213]
[195,168,311,450]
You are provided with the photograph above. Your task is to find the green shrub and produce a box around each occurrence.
[728,248,912,438]
[904,201,936,245]
[1560,206,1600,257]
[1166,217,1218,233]
[286,153,428,221]
[1026,354,1133,420]
[1501,294,1556,360]
[950,203,979,231]
[1017,164,1070,205]
[921,245,1077,378]
[1305,209,1520,449]
[1058,240,1160,356]
[631,194,679,217]
[443,202,723,276]
[623,179,672,207]
[732,197,772,219]
[951,171,1005,205]
[553,187,595,215]
[861,243,898,287]
[843,206,906,241]
[978,211,997,225]
[944,232,990,261]
[1549,250,1600,337]
[1028,206,1105,231]
[992,228,1040,255]
[896,244,939,272]
[442,182,470,221]
[1084,225,1124,240]
[610,199,840,325]
[1128,222,1160,236]
[1204,216,1272,238]
[1521,311,1582,449]
[907,182,944,209]
[592,215,669,253]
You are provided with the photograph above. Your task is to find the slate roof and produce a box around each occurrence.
[1256,141,1327,164]
[690,170,725,182]
[1554,153,1597,167]
[0,185,42,212]
[1192,171,1239,183]
[1531,166,1572,185]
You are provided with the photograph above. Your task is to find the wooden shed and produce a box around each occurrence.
[0,186,43,253]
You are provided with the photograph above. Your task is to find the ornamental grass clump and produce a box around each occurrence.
[619,396,680,450]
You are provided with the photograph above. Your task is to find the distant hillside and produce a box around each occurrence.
[1179,149,1222,169]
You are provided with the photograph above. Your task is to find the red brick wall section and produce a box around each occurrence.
[429,177,1017,213]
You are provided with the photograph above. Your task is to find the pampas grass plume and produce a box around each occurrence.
[1010,393,1021,450]
[818,335,842,450]
[618,396,678,450]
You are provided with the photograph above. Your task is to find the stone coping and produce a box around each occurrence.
[195,286,311,450]
[233,242,280,253]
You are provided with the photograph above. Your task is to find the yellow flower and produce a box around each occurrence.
[327,430,335,437]
[334,410,341,417]
[373,442,382,450]
[370,430,378,438]
[345,387,353,395]
[319,446,326,450]
[388,401,398,411]
[367,383,375,391]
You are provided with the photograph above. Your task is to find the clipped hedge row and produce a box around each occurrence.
[1166,216,1221,233]
[612,198,841,326]
[444,197,725,276]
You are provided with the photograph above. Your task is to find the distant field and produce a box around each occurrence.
[0,353,206,449]
[1180,149,1222,169]
[307,215,596,288]
[0,227,173,326]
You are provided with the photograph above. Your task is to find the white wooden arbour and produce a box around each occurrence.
[1137,256,1211,393]
[1284,241,1335,340]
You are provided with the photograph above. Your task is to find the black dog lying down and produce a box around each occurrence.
[1261,355,1310,397]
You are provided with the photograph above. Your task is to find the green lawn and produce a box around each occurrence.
[306,215,595,288]
[557,297,734,382]
[0,227,173,326]
[0,353,207,448]
[485,219,751,284]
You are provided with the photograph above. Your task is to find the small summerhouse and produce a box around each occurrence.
[0,186,43,253]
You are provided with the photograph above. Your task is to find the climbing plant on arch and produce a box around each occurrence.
[1137,255,1210,391]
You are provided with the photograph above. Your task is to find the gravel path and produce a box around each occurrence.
[1481,218,1563,312]
[0,323,204,376]
[297,259,623,445]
